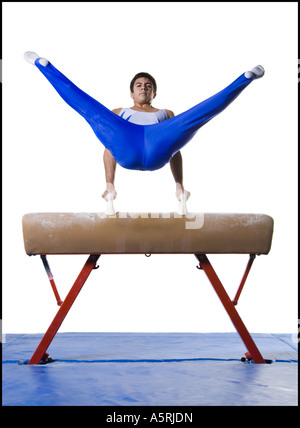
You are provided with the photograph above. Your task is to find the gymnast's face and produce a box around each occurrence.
[130,77,156,104]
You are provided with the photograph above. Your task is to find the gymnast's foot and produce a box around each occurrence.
[244,65,265,79]
[175,183,190,202]
[102,183,117,201]
[24,51,49,67]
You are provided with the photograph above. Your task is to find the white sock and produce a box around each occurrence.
[39,58,49,67]
[245,65,265,79]
[24,51,49,67]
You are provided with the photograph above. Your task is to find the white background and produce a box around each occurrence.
[2,2,298,335]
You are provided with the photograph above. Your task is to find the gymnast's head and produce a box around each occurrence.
[130,72,157,103]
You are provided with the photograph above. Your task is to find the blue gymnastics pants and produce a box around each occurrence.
[34,59,254,171]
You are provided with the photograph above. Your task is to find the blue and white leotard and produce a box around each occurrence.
[119,108,169,125]
[33,59,256,171]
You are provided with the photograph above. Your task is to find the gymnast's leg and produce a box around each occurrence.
[24,52,123,150]
[144,65,265,171]
[24,52,147,173]
[24,51,105,119]
[173,66,265,133]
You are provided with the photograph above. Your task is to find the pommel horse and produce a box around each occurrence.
[22,212,274,364]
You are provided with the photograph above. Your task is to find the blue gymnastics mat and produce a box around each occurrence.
[2,332,298,406]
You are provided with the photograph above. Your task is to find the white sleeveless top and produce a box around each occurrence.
[119,108,168,125]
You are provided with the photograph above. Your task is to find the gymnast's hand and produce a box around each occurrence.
[176,183,191,202]
[102,183,117,201]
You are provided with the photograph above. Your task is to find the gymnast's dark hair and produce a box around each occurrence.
[130,72,157,94]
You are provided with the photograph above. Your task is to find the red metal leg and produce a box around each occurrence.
[41,255,63,306]
[195,254,265,364]
[28,254,100,365]
[232,254,256,306]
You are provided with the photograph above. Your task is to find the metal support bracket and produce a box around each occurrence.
[194,253,265,364]
[28,254,101,364]
[40,255,63,306]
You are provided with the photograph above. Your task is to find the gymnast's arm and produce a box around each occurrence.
[103,108,122,160]
[165,109,188,199]
[165,109,183,167]
[102,108,122,172]
[101,108,121,200]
